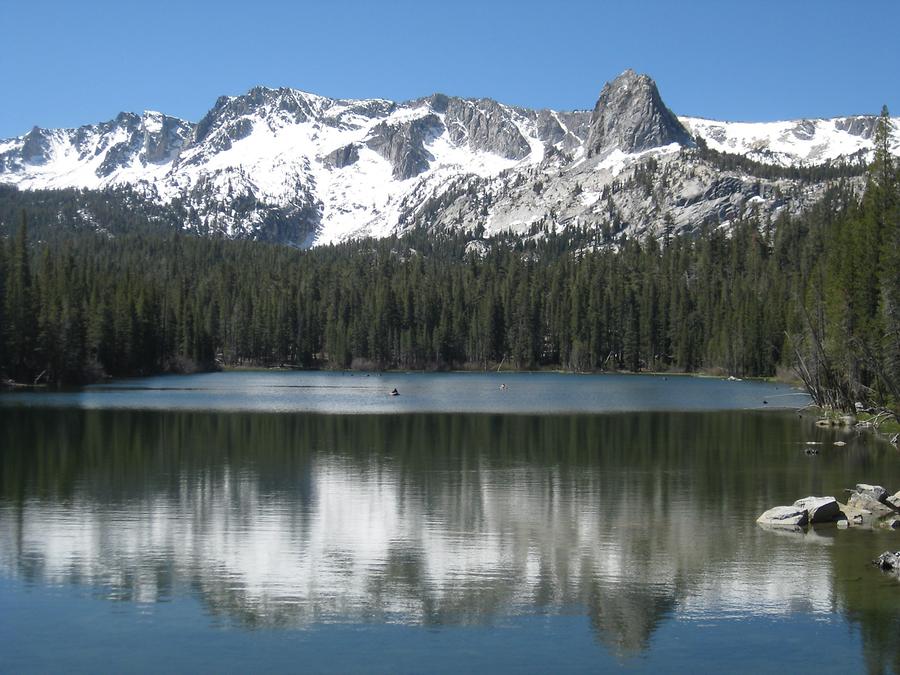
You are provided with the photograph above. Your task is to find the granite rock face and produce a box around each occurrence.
[323,143,360,169]
[437,96,532,160]
[20,127,53,165]
[365,114,443,180]
[834,116,878,138]
[586,69,692,158]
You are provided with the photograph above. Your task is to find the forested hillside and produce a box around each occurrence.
[1,113,897,414]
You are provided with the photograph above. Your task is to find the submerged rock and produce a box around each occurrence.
[873,551,900,571]
[757,506,809,528]
[793,496,841,524]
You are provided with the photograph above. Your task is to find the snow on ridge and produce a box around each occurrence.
[680,115,900,165]
[2,82,899,246]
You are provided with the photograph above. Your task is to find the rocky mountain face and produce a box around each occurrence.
[586,69,692,158]
[0,70,897,246]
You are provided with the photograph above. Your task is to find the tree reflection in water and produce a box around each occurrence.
[1,408,900,667]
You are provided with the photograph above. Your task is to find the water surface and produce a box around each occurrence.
[2,373,899,673]
[0,370,801,413]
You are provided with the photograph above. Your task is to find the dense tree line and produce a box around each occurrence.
[792,107,900,413]
[1,113,897,413]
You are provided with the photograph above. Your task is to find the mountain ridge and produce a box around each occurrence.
[1,70,897,246]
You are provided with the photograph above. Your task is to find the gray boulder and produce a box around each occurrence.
[848,492,896,516]
[793,496,841,524]
[757,506,809,528]
[887,491,900,509]
[855,484,889,502]
[873,551,900,571]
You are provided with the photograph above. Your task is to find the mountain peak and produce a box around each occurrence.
[586,70,692,158]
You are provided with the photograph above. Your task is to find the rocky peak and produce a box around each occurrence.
[586,70,691,158]
[20,127,53,165]
[139,112,193,165]
[193,87,330,146]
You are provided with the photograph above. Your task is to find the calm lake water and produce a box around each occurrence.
[2,372,899,673]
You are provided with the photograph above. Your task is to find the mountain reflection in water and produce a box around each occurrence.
[2,408,900,667]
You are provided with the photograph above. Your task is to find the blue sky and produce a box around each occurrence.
[1,0,897,137]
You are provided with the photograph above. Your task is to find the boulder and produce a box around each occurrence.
[887,492,900,509]
[873,551,900,571]
[757,506,809,528]
[855,484,889,502]
[793,496,841,524]
[848,492,896,516]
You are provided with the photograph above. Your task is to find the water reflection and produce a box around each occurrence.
[2,409,899,663]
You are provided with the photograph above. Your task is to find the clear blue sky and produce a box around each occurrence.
[1,0,897,138]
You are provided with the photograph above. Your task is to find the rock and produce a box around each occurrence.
[873,551,900,571]
[20,126,53,164]
[757,506,809,528]
[815,419,831,428]
[585,69,692,159]
[434,96,532,160]
[834,116,878,139]
[848,492,895,516]
[887,492,900,509]
[886,519,900,530]
[833,441,847,447]
[793,496,841,524]
[366,114,443,179]
[854,484,889,503]
[837,520,850,530]
[323,143,360,169]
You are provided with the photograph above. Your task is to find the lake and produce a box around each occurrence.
[2,372,899,673]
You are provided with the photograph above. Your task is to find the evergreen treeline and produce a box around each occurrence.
[1,113,897,413]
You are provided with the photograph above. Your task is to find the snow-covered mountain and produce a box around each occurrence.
[0,70,897,246]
